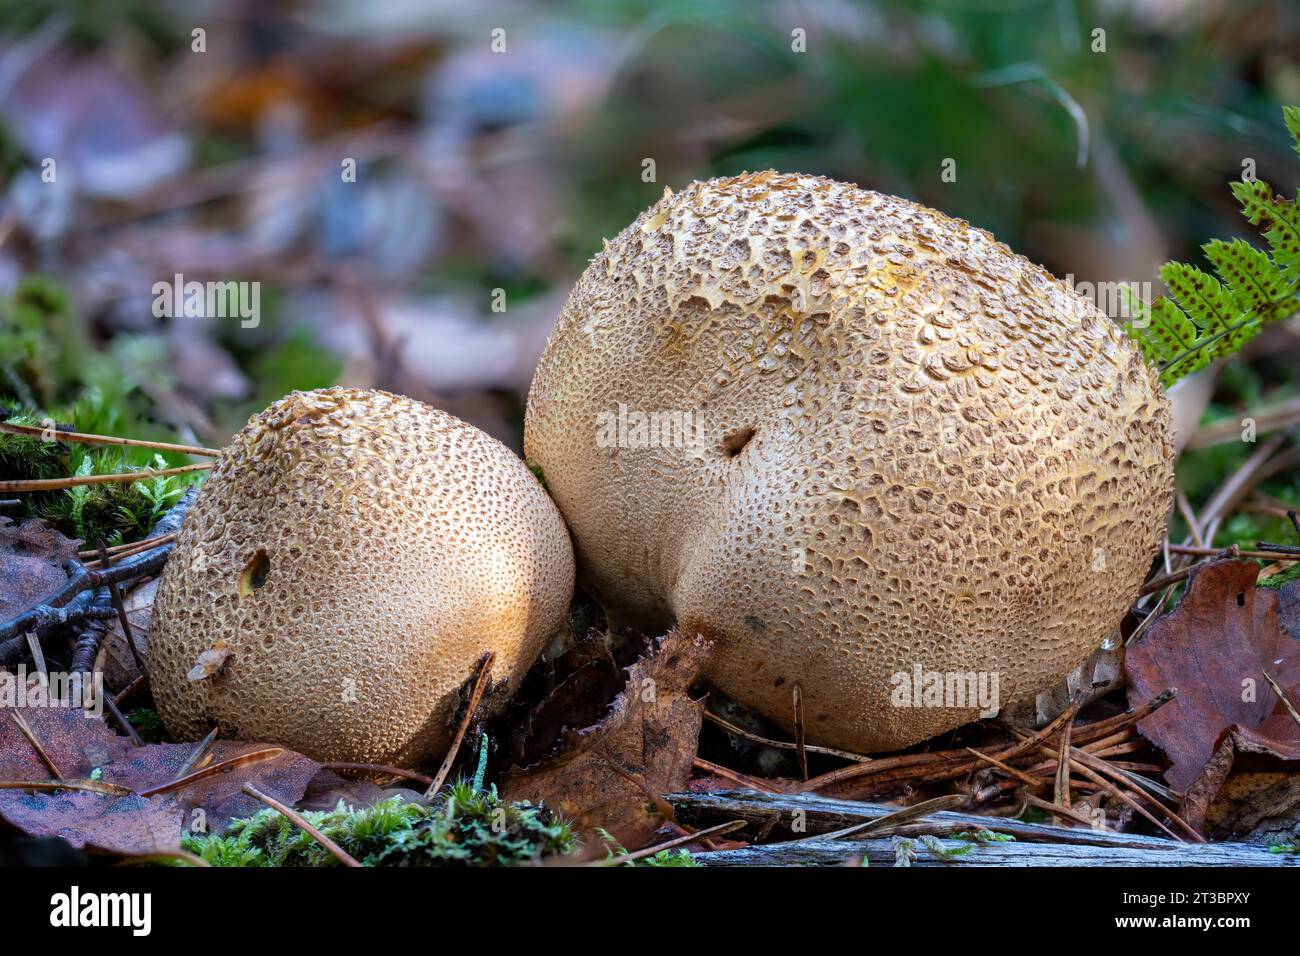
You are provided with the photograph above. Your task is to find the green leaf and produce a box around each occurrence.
[1127,105,1300,387]
[1202,238,1297,317]
[1159,261,1234,332]
[1284,105,1300,159]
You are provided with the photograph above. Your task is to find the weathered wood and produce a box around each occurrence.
[668,789,1297,867]
[691,835,1295,866]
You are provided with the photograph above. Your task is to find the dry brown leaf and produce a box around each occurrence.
[0,790,183,856]
[0,518,78,621]
[98,577,157,689]
[1125,559,1300,830]
[186,641,231,682]
[504,628,710,849]
[0,681,322,845]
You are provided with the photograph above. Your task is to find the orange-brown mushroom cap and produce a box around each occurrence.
[151,387,575,766]
[525,172,1173,753]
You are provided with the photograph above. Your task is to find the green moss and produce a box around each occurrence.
[183,785,575,867]
[1,278,338,548]
[635,849,699,867]
[593,827,699,867]
[125,708,168,743]
[1260,562,1300,590]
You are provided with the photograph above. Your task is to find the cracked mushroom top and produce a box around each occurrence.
[525,171,1174,752]
[151,387,574,766]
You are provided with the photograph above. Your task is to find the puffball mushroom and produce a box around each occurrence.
[150,387,574,766]
[525,171,1174,754]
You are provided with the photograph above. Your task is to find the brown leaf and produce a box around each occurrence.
[1125,560,1300,800]
[0,518,78,620]
[0,679,321,845]
[0,790,183,856]
[503,628,710,849]
[186,641,231,681]
[506,631,624,768]
[98,577,156,690]
[1201,767,1300,842]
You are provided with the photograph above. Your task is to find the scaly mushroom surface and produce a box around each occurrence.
[151,387,575,766]
[525,171,1174,752]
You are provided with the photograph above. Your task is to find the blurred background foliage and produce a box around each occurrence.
[0,0,1297,549]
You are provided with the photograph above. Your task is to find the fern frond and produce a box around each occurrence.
[1229,179,1300,275]
[1284,105,1300,158]
[1125,105,1300,387]
[1159,261,1234,331]
[1202,238,1297,317]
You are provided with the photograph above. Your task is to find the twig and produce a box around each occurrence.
[0,779,131,795]
[138,748,284,798]
[320,763,434,787]
[69,589,115,673]
[425,652,495,798]
[114,674,147,708]
[599,819,748,866]
[25,633,48,683]
[0,550,172,651]
[964,747,1042,788]
[103,694,142,747]
[9,710,62,779]
[1263,671,1300,730]
[0,420,220,457]
[1139,564,1194,597]
[1019,731,1198,842]
[1023,793,1101,828]
[704,710,872,763]
[692,756,786,794]
[0,488,193,655]
[175,727,219,779]
[1176,490,1204,548]
[0,462,209,493]
[1165,543,1300,561]
[1195,435,1287,544]
[1256,541,1300,556]
[792,684,808,781]
[242,784,361,868]
[1055,716,1073,814]
[1126,588,1171,644]
[795,794,966,844]
[98,541,145,674]
[80,531,177,564]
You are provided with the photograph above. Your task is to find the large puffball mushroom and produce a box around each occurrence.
[525,171,1174,754]
[150,387,574,766]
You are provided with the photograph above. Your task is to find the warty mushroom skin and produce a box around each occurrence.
[525,171,1174,753]
[150,387,575,767]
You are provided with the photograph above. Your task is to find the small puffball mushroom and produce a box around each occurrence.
[525,171,1174,754]
[150,387,574,766]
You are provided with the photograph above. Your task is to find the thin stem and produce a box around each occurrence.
[242,784,362,868]
[0,420,220,457]
[0,462,210,493]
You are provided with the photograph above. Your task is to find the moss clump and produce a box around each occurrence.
[1260,562,1300,590]
[593,828,699,867]
[183,785,574,867]
[629,849,698,867]
[125,707,168,743]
